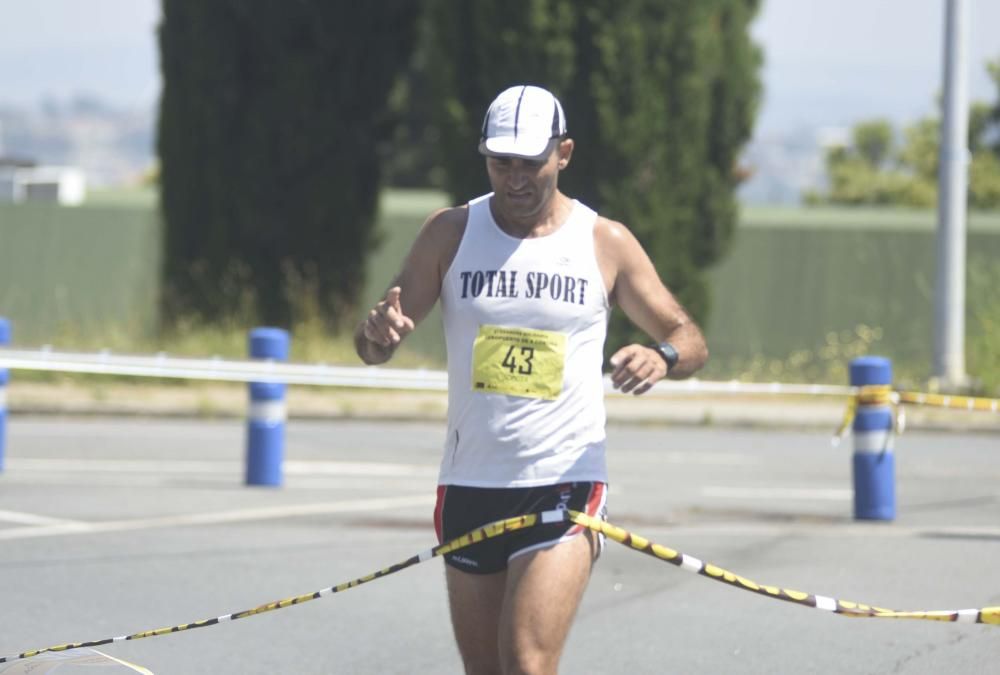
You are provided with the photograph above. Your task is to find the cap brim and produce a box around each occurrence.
[478,136,555,160]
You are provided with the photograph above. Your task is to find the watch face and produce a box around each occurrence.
[657,342,679,367]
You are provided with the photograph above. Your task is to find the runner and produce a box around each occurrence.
[355,84,708,674]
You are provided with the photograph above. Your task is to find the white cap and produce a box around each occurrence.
[479,85,567,159]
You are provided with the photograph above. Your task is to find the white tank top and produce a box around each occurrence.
[438,193,610,487]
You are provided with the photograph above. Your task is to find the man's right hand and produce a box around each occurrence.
[363,286,415,348]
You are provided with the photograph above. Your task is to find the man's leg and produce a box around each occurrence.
[498,531,598,675]
[445,566,508,675]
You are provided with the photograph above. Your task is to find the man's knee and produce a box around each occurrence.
[501,647,558,675]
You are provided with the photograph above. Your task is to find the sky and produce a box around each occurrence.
[0,0,161,109]
[0,0,998,131]
[752,0,1000,133]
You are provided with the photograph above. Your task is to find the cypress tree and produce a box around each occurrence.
[574,0,762,349]
[425,0,761,351]
[158,1,419,327]
[422,0,577,203]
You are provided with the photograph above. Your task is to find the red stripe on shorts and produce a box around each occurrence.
[433,485,447,543]
[567,481,606,536]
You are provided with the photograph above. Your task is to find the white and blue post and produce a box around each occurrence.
[0,317,9,473]
[246,327,290,486]
[850,356,895,520]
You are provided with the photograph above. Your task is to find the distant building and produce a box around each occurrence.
[0,158,87,206]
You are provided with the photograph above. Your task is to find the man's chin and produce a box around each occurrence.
[502,194,540,213]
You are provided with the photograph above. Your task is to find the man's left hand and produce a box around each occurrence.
[608,344,668,395]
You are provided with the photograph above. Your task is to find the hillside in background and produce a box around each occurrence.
[0,96,828,204]
[0,97,155,187]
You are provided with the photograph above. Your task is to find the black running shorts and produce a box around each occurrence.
[434,481,607,574]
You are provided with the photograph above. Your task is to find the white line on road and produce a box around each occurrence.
[621,451,759,466]
[4,458,438,477]
[8,458,238,473]
[0,510,85,527]
[701,486,853,501]
[0,495,435,542]
[0,474,430,490]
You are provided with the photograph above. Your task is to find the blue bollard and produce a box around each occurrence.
[0,317,9,473]
[850,356,895,520]
[246,327,290,486]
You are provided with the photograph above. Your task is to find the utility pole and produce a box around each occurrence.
[932,0,969,390]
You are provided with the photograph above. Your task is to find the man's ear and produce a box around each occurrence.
[557,138,574,169]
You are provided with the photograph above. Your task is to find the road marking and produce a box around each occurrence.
[285,460,438,477]
[0,495,435,542]
[5,458,438,477]
[8,458,238,473]
[623,451,759,466]
[0,474,430,490]
[0,510,85,527]
[701,486,853,501]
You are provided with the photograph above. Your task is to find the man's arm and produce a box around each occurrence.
[354,206,466,365]
[595,217,709,393]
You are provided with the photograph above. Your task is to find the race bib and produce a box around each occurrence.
[471,325,566,400]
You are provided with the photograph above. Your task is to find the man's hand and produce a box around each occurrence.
[609,344,667,395]
[364,286,415,348]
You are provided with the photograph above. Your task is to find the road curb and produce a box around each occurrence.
[7,380,999,432]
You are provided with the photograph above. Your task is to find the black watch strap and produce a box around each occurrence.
[651,342,680,370]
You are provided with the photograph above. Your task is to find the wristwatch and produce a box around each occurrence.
[651,341,680,370]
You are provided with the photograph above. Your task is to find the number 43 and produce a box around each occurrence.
[502,345,535,375]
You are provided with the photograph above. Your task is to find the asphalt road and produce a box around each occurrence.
[0,417,997,674]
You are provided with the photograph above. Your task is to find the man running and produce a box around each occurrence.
[355,84,708,675]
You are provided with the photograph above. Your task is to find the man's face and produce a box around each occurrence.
[484,139,573,221]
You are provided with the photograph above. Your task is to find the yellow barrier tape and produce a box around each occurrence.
[1,509,996,664]
[897,390,1000,413]
[834,385,1000,445]
[833,385,900,446]
[0,514,535,664]
[857,384,897,407]
[833,396,859,443]
[567,511,999,624]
